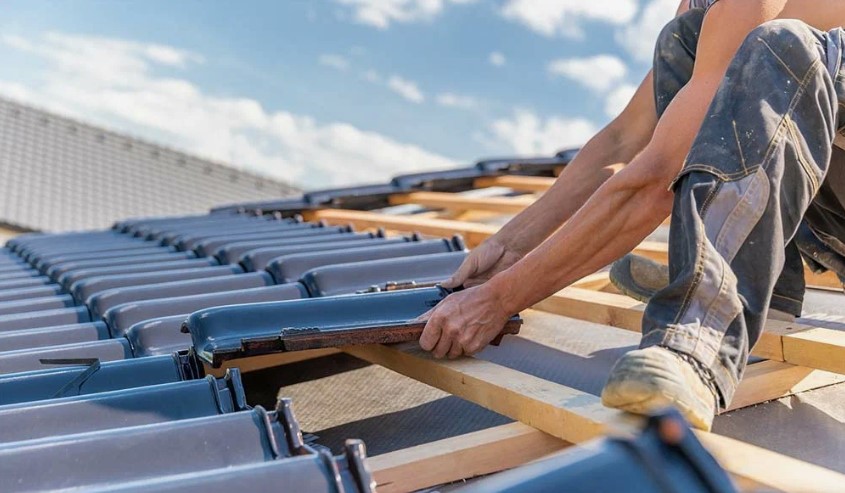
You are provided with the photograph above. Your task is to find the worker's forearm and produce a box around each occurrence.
[490,159,673,313]
[495,124,644,255]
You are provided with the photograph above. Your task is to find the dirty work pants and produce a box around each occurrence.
[643,11,845,408]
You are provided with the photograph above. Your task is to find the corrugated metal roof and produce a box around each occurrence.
[0,96,300,232]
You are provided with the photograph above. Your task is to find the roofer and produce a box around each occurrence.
[419,0,845,430]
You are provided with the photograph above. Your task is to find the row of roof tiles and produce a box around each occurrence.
[0,210,474,491]
[0,176,740,491]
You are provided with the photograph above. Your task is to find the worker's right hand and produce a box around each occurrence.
[442,238,522,289]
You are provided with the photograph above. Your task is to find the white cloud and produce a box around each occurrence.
[335,0,476,29]
[488,51,506,67]
[547,55,628,93]
[0,80,36,103]
[436,92,478,109]
[500,0,639,38]
[387,75,425,103]
[604,84,637,118]
[0,31,457,188]
[488,109,596,155]
[318,53,350,71]
[616,0,677,62]
[361,69,382,83]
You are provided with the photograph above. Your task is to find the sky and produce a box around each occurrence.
[0,0,679,190]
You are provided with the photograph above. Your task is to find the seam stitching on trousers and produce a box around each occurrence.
[672,180,722,326]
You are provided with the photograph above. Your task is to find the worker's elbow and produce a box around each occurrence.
[614,159,676,217]
[643,182,675,218]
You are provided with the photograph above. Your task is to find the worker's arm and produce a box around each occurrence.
[422,0,786,358]
[443,1,690,288]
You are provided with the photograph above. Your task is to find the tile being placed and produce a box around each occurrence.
[186,286,521,367]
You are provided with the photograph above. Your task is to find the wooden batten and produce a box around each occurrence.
[306,209,498,247]
[534,287,845,375]
[369,423,568,493]
[474,175,556,192]
[343,342,845,492]
[389,191,535,215]
[203,348,340,377]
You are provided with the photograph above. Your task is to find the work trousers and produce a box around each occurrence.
[643,10,845,407]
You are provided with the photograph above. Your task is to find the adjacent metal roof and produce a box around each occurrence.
[0,96,300,232]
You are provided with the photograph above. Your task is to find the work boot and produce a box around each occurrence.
[601,347,718,431]
[609,254,669,303]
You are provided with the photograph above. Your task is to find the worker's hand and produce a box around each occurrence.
[418,284,511,359]
[442,237,522,289]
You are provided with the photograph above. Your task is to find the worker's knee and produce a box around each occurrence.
[735,20,820,72]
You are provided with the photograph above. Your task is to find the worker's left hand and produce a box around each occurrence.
[417,284,511,359]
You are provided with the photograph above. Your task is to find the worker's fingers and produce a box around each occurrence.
[441,255,478,289]
[465,322,500,356]
[431,328,454,359]
[447,339,464,359]
[419,314,442,351]
[412,307,436,324]
[463,277,488,288]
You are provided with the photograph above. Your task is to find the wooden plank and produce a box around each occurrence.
[306,209,499,247]
[203,348,340,377]
[344,342,638,444]
[343,342,845,491]
[571,271,616,292]
[516,309,842,413]
[728,360,844,411]
[695,433,845,493]
[390,192,534,215]
[369,423,568,493]
[474,175,556,192]
[534,287,845,375]
[783,328,845,375]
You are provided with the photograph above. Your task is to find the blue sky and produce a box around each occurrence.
[0,0,678,189]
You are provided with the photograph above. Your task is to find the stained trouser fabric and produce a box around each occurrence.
[644,18,845,408]
[652,8,807,316]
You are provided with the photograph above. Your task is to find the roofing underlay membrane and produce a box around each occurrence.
[0,152,842,491]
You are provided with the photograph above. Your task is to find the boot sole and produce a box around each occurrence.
[602,384,713,431]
